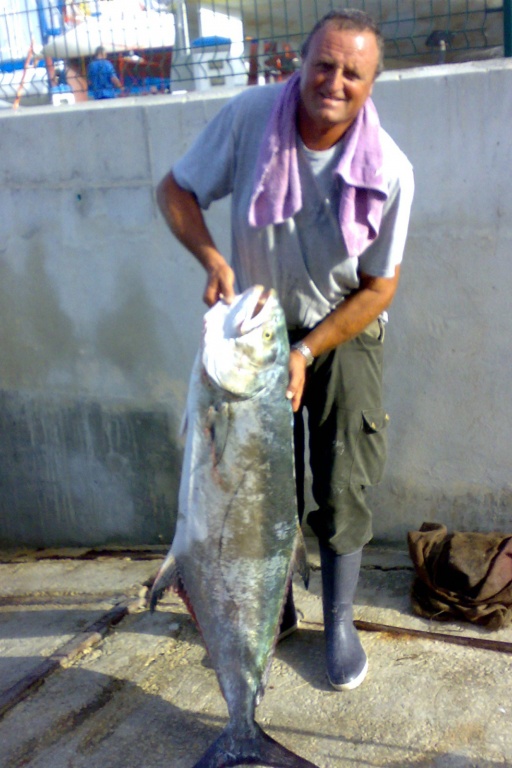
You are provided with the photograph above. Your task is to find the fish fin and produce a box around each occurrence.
[293,525,310,590]
[206,402,231,465]
[148,552,180,612]
[192,722,320,768]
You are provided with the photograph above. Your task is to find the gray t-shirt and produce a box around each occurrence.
[173,83,414,329]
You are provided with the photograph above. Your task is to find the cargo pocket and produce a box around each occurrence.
[351,408,389,486]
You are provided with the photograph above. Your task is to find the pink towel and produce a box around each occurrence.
[248,72,388,259]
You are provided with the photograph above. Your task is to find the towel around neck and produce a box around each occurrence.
[248,71,389,260]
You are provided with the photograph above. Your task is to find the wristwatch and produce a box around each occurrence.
[291,341,314,367]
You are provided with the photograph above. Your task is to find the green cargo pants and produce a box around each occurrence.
[292,319,388,555]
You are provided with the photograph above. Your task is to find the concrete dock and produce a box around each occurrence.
[0,542,511,767]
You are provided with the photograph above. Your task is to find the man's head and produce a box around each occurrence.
[298,9,384,148]
[94,46,107,59]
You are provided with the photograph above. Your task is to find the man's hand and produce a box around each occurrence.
[286,349,308,412]
[204,260,236,307]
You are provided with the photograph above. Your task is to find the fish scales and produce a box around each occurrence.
[150,286,319,768]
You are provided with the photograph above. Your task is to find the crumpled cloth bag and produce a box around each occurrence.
[407,522,512,630]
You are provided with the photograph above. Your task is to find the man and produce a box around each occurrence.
[87,46,121,99]
[157,9,414,691]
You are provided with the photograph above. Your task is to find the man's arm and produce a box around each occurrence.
[156,171,235,306]
[286,267,400,411]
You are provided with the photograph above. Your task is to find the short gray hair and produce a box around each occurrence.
[301,8,385,76]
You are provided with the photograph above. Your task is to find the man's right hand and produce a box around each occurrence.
[204,260,236,307]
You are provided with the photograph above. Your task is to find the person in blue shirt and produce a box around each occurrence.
[87,46,122,99]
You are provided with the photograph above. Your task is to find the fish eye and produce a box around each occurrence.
[263,329,273,341]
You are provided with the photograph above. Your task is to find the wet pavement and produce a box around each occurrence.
[0,542,511,768]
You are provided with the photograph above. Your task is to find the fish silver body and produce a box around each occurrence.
[150,285,318,768]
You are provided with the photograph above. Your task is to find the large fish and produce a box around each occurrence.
[150,285,319,768]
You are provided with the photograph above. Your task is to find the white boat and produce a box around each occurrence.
[0,0,175,105]
[0,0,53,105]
[42,0,175,60]
[0,62,49,106]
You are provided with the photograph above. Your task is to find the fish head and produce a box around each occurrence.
[202,285,289,397]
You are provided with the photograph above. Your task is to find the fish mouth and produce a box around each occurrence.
[239,285,276,335]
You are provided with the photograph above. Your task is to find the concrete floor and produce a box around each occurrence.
[0,542,511,768]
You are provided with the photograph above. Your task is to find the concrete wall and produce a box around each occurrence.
[1,59,511,548]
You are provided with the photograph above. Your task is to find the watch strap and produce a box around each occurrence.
[291,341,314,367]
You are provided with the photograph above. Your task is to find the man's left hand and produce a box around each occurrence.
[286,350,308,412]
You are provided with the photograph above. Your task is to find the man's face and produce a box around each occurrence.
[299,24,380,140]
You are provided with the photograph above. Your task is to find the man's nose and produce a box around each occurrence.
[325,67,344,94]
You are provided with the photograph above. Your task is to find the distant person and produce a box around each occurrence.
[87,46,121,100]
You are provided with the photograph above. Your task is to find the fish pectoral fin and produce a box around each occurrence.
[293,525,311,590]
[148,552,180,612]
[206,402,231,466]
[192,722,319,768]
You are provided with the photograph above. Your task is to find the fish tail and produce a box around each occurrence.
[148,552,180,612]
[192,722,320,768]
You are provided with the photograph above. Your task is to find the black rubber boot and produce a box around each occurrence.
[319,544,368,690]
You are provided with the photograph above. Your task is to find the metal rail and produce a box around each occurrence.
[504,0,512,55]
[0,1,509,107]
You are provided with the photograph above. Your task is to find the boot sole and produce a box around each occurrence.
[328,657,368,691]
